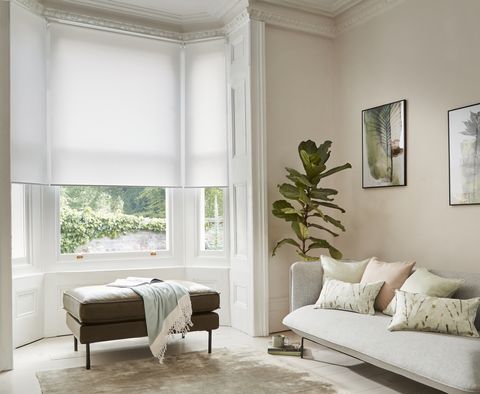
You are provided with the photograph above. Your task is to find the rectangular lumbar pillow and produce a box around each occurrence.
[388,290,480,337]
[361,258,415,311]
[320,255,372,284]
[315,279,384,315]
[383,268,464,315]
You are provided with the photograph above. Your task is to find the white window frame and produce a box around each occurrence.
[11,184,32,268]
[196,187,227,258]
[55,186,176,264]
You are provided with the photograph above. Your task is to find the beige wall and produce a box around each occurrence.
[265,25,338,332]
[266,0,480,331]
[334,0,480,273]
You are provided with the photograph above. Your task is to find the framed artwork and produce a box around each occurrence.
[362,99,406,188]
[448,102,480,205]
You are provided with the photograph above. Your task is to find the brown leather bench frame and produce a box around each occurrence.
[63,282,220,369]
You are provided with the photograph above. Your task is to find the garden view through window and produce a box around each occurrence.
[60,186,167,254]
[201,188,225,252]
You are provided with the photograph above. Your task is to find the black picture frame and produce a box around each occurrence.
[448,102,480,206]
[362,99,407,188]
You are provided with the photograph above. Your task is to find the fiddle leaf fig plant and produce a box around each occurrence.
[272,140,351,261]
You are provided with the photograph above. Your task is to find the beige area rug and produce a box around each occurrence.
[36,349,339,394]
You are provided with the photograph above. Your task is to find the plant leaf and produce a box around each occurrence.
[310,188,338,201]
[272,200,301,222]
[286,167,315,187]
[308,223,339,237]
[308,238,342,259]
[296,251,320,262]
[272,238,300,256]
[320,163,352,179]
[291,221,309,240]
[278,183,301,201]
[315,201,346,213]
[324,215,345,231]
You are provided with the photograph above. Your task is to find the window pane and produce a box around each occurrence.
[60,186,167,254]
[201,188,225,251]
[11,184,27,260]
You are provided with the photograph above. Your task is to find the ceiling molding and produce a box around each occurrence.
[260,0,362,18]
[13,0,44,15]
[14,0,405,41]
[249,6,336,37]
[224,9,250,35]
[43,7,185,40]
[335,0,405,35]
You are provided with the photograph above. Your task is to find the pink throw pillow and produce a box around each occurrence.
[361,258,415,311]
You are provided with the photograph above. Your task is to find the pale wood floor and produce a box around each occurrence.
[0,327,441,394]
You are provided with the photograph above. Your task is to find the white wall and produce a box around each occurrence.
[334,0,480,272]
[265,26,337,332]
[0,0,13,371]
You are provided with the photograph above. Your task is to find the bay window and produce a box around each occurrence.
[59,186,168,256]
[199,188,226,253]
[11,184,30,265]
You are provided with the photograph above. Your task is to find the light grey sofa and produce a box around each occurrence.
[283,262,480,394]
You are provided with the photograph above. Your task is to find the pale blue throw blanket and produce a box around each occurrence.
[132,281,192,362]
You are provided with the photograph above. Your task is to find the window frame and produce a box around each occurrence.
[55,186,175,263]
[196,187,227,258]
[11,184,32,267]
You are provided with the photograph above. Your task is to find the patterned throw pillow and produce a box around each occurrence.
[388,290,480,337]
[315,279,384,315]
[383,268,464,315]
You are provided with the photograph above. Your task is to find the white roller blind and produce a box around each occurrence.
[49,24,182,187]
[185,39,228,187]
[10,3,48,184]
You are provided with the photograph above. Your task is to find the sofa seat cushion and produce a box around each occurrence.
[63,280,220,324]
[283,305,480,393]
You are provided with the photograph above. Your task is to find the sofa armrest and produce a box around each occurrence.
[290,261,323,311]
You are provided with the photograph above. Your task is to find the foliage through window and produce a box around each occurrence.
[60,186,167,254]
[11,184,28,262]
[200,188,225,252]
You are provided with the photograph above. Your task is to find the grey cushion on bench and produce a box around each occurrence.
[63,280,220,324]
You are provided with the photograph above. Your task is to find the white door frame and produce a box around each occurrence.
[0,0,14,372]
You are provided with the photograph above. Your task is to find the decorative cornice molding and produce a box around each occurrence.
[16,0,405,42]
[13,0,44,15]
[249,7,336,38]
[43,7,185,40]
[224,9,250,35]
[335,0,405,35]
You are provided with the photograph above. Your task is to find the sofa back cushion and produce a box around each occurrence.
[361,259,415,311]
[320,255,371,283]
[431,270,480,329]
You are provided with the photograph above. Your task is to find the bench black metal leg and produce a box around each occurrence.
[86,343,91,370]
[181,333,185,339]
[300,337,304,359]
[208,330,212,354]
[74,337,78,352]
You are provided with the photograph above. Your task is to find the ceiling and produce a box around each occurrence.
[44,0,363,27]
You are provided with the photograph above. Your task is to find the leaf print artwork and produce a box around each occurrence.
[449,103,480,205]
[362,100,406,188]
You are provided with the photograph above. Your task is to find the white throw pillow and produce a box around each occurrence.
[315,279,384,315]
[320,255,372,284]
[388,290,480,337]
[383,268,464,315]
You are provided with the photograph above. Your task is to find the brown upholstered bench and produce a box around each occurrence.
[63,280,220,369]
